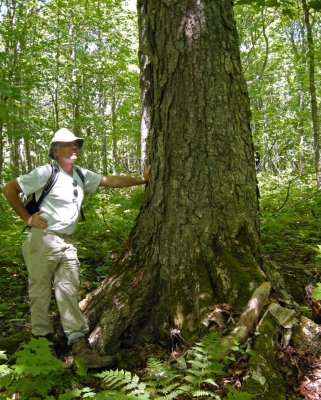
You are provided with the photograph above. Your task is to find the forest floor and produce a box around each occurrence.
[259,227,321,400]
[1,190,321,399]
[1,249,321,400]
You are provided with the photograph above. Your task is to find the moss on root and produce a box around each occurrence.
[243,316,286,400]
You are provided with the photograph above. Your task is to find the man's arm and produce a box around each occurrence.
[2,179,48,228]
[100,175,147,188]
[100,162,150,189]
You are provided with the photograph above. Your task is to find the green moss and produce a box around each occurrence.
[214,246,264,307]
[243,316,286,399]
[176,242,265,342]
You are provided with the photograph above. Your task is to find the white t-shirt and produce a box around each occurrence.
[17,164,102,234]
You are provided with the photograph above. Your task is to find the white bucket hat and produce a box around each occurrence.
[49,128,84,159]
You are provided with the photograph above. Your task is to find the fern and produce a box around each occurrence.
[177,332,224,397]
[94,335,224,399]
[145,357,181,391]
[185,389,220,398]
[0,335,256,400]
[94,333,255,400]
[94,392,142,400]
[96,369,150,399]
[96,364,184,400]
[144,358,184,399]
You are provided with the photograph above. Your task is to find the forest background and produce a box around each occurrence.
[1,0,321,399]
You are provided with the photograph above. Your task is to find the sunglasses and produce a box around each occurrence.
[72,179,78,198]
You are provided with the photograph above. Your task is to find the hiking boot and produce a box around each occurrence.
[71,338,116,369]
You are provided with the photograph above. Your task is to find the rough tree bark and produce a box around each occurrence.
[82,0,265,352]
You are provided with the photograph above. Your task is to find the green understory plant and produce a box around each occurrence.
[0,338,98,400]
[259,172,321,267]
[312,282,321,301]
[0,334,256,399]
[0,338,67,399]
[95,332,255,399]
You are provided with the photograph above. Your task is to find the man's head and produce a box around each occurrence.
[49,128,84,161]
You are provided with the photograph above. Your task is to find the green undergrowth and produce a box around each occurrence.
[259,171,321,270]
[0,334,255,399]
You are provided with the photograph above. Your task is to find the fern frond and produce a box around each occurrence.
[163,389,185,399]
[203,377,219,387]
[96,369,149,398]
[178,385,218,398]
[123,373,141,390]
[149,389,185,400]
[205,360,225,375]
[188,344,207,355]
[146,358,166,370]
[190,389,218,397]
[155,381,181,394]
[144,357,181,394]
[188,359,208,370]
[146,358,175,380]
[201,333,226,361]
[183,375,200,384]
[124,385,147,396]
[94,391,141,400]
[178,384,192,391]
[97,369,128,384]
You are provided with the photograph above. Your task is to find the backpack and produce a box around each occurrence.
[25,164,85,221]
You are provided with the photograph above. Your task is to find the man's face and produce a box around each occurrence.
[53,141,80,163]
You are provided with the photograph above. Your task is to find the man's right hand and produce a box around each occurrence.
[27,211,49,229]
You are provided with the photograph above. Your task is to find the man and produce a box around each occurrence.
[3,128,149,369]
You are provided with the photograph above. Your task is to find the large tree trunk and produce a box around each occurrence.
[82,0,265,352]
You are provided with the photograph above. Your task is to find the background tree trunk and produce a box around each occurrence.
[82,0,265,352]
[302,0,321,186]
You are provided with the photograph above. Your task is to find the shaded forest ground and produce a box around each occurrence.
[1,174,321,398]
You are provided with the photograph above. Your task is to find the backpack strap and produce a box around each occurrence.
[74,167,85,186]
[36,164,59,208]
[74,166,86,221]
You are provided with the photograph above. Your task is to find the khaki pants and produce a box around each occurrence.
[22,228,89,343]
